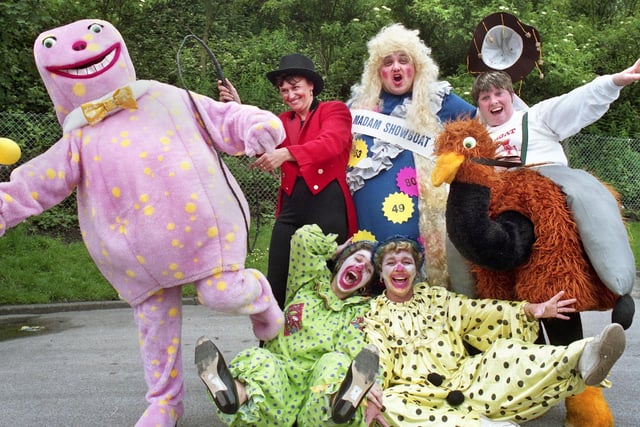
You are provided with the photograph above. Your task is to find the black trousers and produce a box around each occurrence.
[267,177,348,309]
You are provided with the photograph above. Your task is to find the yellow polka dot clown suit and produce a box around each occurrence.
[2,19,286,426]
[365,283,607,426]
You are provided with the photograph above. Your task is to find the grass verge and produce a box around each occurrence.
[0,219,637,305]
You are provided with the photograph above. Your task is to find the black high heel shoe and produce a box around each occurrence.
[331,344,379,424]
[195,336,239,414]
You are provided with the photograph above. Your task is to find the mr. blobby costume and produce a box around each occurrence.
[2,19,285,426]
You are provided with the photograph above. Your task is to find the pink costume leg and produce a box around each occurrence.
[133,287,184,427]
[195,268,284,340]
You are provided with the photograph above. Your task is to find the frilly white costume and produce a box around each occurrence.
[346,23,476,287]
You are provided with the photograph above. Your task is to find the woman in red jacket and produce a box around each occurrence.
[219,54,356,309]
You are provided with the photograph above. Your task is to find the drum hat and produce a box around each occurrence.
[467,12,543,82]
[266,53,324,96]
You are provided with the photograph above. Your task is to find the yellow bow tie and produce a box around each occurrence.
[81,86,138,125]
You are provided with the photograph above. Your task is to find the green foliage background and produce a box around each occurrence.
[1,0,640,303]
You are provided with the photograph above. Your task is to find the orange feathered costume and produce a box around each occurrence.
[432,117,627,427]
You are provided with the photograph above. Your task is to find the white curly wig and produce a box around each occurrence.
[350,23,442,134]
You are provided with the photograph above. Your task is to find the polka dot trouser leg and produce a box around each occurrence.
[133,287,184,427]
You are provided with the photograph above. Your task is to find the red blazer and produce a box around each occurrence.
[277,100,357,236]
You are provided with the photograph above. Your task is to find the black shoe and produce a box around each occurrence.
[331,344,379,424]
[195,336,239,414]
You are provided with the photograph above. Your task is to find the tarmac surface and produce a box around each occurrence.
[1,286,639,427]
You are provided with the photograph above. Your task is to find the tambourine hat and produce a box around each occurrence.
[467,12,543,82]
[266,53,324,96]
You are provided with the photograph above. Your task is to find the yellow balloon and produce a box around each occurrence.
[0,137,21,165]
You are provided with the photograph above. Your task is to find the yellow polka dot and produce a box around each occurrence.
[255,124,263,130]
[71,153,79,163]
[180,161,191,171]
[140,151,148,158]
[120,139,131,147]
[225,232,235,243]
[139,194,149,203]
[160,136,170,145]
[216,281,227,291]
[143,205,154,216]
[30,192,38,200]
[144,167,152,175]
[167,345,176,355]
[168,307,178,317]
[170,368,178,378]
[46,169,56,179]
[167,223,176,231]
[171,239,180,247]
[270,119,281,129]
[112,187,121,197]
[93,156,101,161]
[174,272,184,279]
[169,263,178,271]
[136,255,146,264]
[126,270,136,278]
[207,227,219,238]
[72,83,86,96]
[3,194,13,202]
[154,371,161,379]
[151,359,160,366]
[190,193,198,200]
[185,202,196,213]
[120,131,129,138]
[58,170,65,179]
[138,312,145,319]
[83,136,91,145]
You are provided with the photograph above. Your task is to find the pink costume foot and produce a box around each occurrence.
[135,402,183,427]
[250,299,284,340]
[195,268,284,340]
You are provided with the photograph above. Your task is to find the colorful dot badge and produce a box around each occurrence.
[349,138,368,167]
[382,192,414,224]
[396,166,418,197]
[353,229,376,243]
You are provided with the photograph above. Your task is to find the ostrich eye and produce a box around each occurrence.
[462,136,477,149]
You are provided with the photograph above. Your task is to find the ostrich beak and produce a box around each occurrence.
[432,152,465,186]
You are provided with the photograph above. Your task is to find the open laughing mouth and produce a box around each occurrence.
[390,273,410,288]
[46,43,120,79]
[340,267,363,290]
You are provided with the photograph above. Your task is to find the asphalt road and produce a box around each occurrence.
[1,288,639,427]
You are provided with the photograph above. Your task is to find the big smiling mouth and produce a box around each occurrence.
[340,267,362,289]
[390,274,409,288]
[46,43,120,79]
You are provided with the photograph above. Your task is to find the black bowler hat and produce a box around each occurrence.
[266,53,324,96]
[467,12,543,82]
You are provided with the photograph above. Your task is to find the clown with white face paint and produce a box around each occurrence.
[195,224,383,426]
[364,236,626,427]
[332,247,374,299]
[1,19,286,427]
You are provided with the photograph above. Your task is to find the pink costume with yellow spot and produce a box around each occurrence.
[0,19,285,426]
